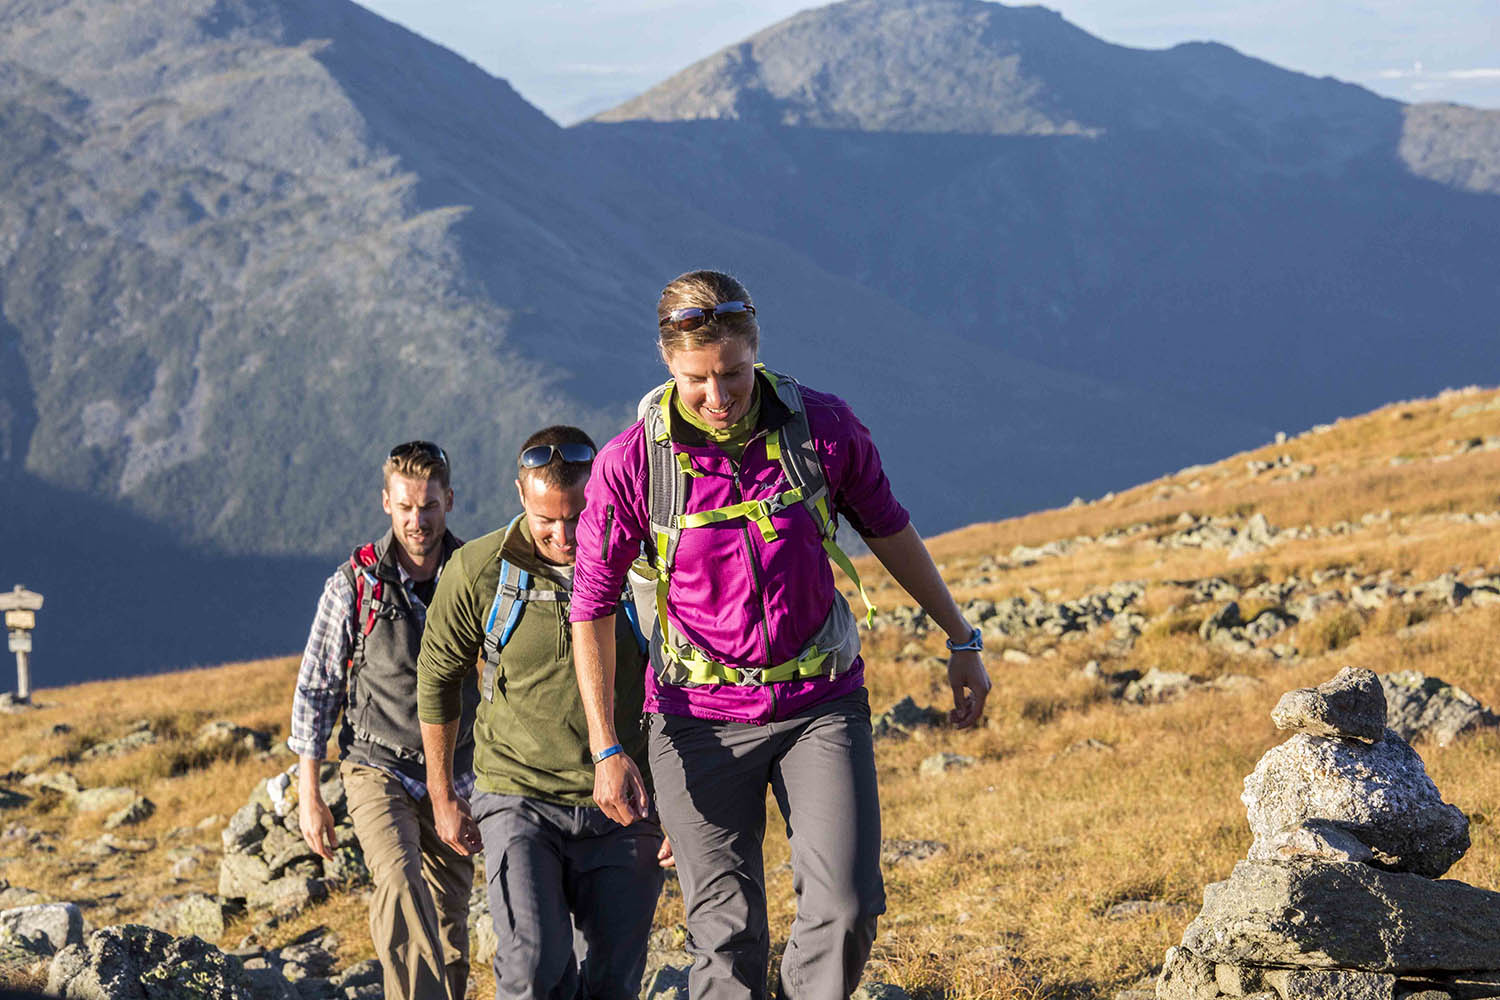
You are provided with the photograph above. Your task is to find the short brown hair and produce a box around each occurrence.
[517,425,596,491]
[656,270,759,361]
[383,440,450,489]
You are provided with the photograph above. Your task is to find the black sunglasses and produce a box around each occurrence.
[388,440,448,466]
[518,443,596,469]
[659,301,756,333]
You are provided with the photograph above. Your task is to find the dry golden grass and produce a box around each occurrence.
[4,386,1500,998]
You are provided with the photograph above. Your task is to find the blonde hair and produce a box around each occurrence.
[382,441,450,490]
[656,270,759,361]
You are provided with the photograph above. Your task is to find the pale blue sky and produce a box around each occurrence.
[358,1,1500,124]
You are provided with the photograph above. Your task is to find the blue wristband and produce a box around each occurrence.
[591,743,624,765]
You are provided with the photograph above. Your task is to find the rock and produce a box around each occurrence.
[1266,968,1396,999]
[1272,667,1387,742]
[0,902,84,954]
[870,697,945,739]
[1181,860,1500,972]
[196,721,273,756]
[851,984,911,1000]
[1380,671,1500,747]
[1001,648,1032,664]
[1124,668,1196,704]
[220,853,273,901]
[79,725,157,761]
[641,962,690,1000]
[1156,945,1218,999]
[20,770,82,797]
[103,795,155,829]
[1105,899,1194,922]
[73,787,140,814]
[919,753,975,777]
[1242,731,1469,877]
[1254,820,1376,864]
[223,802,270,852]
[48,924,255,999]
[0,787,29,810]
[173,894,226,941]
[880,839,947,865]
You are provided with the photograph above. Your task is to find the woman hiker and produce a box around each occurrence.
[570,269,991,1000]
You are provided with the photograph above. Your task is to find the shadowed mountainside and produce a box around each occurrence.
[4,0,1500,678]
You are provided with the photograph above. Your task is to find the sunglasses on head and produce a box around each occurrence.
[388,440,448,466]
[518,443,596,469]
[659,300,756,334]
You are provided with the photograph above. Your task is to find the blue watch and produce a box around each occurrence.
[945,627,983,653]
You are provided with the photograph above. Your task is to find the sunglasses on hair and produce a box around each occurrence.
[388,440,448,466]
[659,301,756,333]
[518,443,596,469]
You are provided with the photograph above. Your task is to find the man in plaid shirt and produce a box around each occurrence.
[288,440,477,1000]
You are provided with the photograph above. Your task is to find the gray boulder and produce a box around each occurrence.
[1271,667,1386,742]
[1242,731,1469,877]
[871,697,944,739]
[73,787,140,814]
[1381,671,1500,747]
[48,924,255,999]
[103,795,155,829]
[0,901,84,954]
[1181,860,1500,972]
[918,753,975,777]
[171,894,225,941]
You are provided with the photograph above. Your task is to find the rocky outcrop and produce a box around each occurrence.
[1158,668,1498,999]
[48,924,255,999]
[0,901,83,955]
[1380,671,1500,747]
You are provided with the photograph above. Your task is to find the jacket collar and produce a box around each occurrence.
[367,528,462,584]
[668,369,791,448]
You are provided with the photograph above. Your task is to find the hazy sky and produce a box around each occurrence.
[357,1,1500,125]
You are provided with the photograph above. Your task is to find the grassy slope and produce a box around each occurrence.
[4,386,1500,998]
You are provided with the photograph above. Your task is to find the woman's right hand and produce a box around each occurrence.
[594,753,651,826]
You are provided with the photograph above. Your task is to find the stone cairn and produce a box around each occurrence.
[1158,666,1500,1000]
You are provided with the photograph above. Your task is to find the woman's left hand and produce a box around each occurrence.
[947,649,990,728]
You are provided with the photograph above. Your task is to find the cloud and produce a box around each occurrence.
[1378,65,1500,81]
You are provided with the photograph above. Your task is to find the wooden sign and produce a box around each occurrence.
[7,632,30,654]
[0,587,42,612]
[4,609,34,631]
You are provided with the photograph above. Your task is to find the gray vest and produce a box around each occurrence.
[338,530,477,787]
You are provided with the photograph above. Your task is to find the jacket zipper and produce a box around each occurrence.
[730,465,777,721]
[600,503,615,562]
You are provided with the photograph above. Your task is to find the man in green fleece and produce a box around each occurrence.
[416,424,664,1000]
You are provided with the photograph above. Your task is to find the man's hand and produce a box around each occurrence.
[298,790,338,860]
[948,649,990,729]
[594,753,650,827]
[657,835,676,869]
[431,792,483,856]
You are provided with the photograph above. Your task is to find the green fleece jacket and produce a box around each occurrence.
[416,516,649,806]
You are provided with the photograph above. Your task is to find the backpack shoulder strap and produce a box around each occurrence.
[761,368,877,627]
[345,543,384,641]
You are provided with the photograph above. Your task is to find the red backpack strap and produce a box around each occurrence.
[347,544,384,639]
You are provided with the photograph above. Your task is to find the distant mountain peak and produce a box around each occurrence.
[592,0,1105,136]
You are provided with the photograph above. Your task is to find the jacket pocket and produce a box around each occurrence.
[600,503,615,562]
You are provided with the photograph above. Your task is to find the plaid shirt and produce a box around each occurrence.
[288,559,474,800]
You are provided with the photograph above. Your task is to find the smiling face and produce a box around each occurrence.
[665,336,759,430]
[517,475,588,566]
[382,473,452,561]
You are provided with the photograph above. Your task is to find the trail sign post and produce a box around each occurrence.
[0,586,43,704]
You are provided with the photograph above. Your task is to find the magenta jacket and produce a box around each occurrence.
[571,373,909,724]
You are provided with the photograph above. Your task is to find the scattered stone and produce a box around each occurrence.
[919,753,975,777]
[172,894,226,941]
[1001,648,1032,664]
[852,983,912,1000]
[1243,731,1469,876]
[0,902,84,955]
[79,722,157,761]
[1123,669,1196,704]
[195,721,273,756]
[880,839,947,865]
[1271,666,1386,742]
[20,770,82,797]
[103,795,155,829]
[1381,671,1500,747]
[73,787,140,815]
[1105,900,1194,922]
[48,924,255,999]
[870,697,945,740]
[0,787,29,810]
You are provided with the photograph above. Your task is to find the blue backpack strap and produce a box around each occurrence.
[480,558,519,702]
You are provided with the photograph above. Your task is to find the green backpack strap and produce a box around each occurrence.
[758,368,877,626]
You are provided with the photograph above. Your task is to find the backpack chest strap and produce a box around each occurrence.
[676,486,805,543]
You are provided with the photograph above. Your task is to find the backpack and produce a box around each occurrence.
[631,365,874,687]
[480,515,647,702]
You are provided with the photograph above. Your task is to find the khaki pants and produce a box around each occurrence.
[341,761,474,1000]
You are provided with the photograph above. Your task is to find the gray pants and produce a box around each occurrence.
[471,791,665,1000]
[649,689,886,1000]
